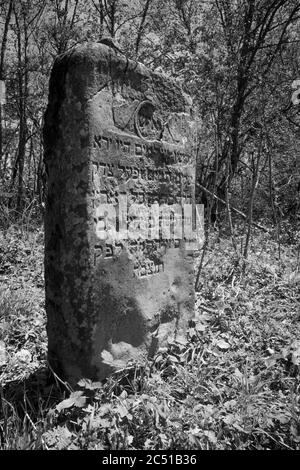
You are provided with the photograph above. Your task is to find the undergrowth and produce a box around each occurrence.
[0,225,299,450]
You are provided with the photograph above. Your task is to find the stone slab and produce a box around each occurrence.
[44,42,198,383]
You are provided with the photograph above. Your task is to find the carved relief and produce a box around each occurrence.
[134,101,164,142]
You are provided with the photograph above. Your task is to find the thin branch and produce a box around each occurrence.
[135,0,152,56]
[197,183,269,232]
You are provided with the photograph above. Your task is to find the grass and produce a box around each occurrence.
[0,223,299,449]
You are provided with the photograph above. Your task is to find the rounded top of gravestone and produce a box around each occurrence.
[98,36,124,55]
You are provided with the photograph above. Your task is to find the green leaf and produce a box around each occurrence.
[216,339,230,350]
[43,426,74,450]
[203,430,217,444]
[0,340,7,366]
[101,349,128,370]
[56,391,86,412]
[115,404,131,419]
[78,378,102,390]
[175,335,187,345]
[196,323,207,332]
[168,355,179,363]
[101,349,114,365]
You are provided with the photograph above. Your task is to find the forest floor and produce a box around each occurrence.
[0,224,299,450]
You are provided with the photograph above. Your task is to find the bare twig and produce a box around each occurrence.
[196,183,269,233]
[225,153,239,255]
[243,139,263,259]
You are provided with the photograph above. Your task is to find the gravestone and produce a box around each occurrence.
[44,42,200,383]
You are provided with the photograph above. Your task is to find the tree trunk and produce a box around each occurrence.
[0,0,13,169]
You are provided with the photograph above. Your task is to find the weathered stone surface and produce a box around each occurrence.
[44,42,198,383]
